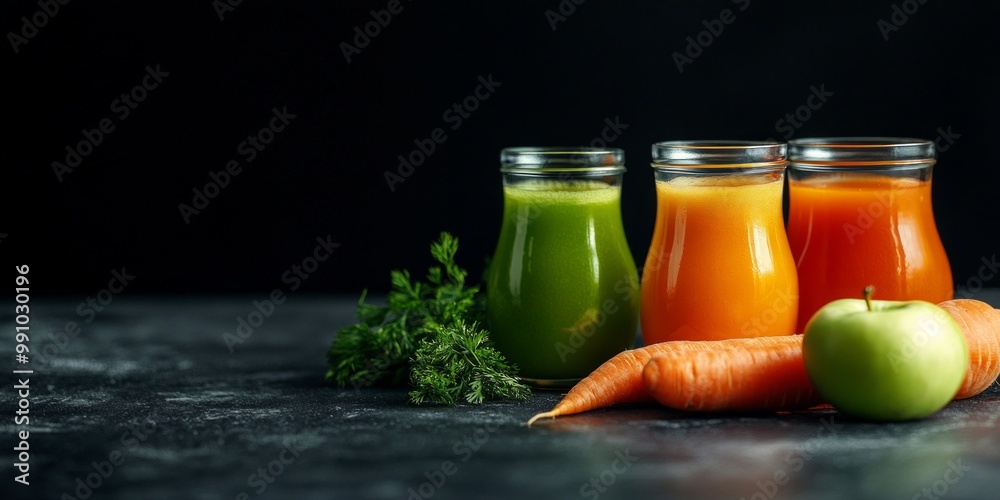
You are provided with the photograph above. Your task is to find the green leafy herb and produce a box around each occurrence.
[325,232,529,405]
[409,320,530,405]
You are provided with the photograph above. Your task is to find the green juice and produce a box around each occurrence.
[486,180,640,385]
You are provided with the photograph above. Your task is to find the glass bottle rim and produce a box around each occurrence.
[651,140,787,172]
[500,147,625,174]
[788,137,935,170]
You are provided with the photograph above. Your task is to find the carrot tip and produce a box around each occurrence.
[527,411,556,427]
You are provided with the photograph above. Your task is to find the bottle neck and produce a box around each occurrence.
[788,163,934,184]
[653,167,785,186]
[502,172,623,188]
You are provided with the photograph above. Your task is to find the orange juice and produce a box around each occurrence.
[641,142,798,344]
[788,175,953,331]
[787,138,953,332]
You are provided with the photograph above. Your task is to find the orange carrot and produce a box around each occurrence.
[526,341,721,425]
[643,335,822,411]
[527,299,1000,425]
[937,299,1000,399]
[526,336,801,425]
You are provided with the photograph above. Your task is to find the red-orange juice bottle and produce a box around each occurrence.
[787,138,953,332]
[641,141,799,344]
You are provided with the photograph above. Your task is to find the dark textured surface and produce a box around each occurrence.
[3,292,999,500]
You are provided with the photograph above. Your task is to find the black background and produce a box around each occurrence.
[5,1,998,296]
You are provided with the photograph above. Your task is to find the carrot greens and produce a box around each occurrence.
[409,320,531,405]
[325,232,529,405]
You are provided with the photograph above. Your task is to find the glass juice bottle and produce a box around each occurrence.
[486,147,640,387]
[641,141,799,343]
[787,138,953,331]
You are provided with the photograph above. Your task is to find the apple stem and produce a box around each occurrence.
[863,285,875,312]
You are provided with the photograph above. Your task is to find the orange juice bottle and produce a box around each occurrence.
[787,138,953,331]
[641,141,799,344]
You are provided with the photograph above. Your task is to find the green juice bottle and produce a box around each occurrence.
[486,148,640,387]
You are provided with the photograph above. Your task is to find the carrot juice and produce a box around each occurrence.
[787,138,953,331]
[641,142,798,344]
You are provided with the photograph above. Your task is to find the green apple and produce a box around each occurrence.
[803,287,968,421]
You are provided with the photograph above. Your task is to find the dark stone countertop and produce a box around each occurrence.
[3,291,999,500]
